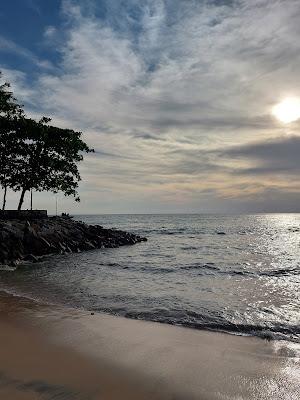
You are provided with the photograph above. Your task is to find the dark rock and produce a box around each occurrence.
[0,216,147,266]
[24,254,39,263]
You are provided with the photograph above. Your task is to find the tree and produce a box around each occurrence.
[0,73,23,117]
[13,117,94,210]
[0,72,94,210]
[0,73,24,210]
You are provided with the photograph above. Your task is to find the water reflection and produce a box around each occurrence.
[0,214,299,341]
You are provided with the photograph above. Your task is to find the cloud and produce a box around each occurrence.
[223,135,300,175]
[25,0,42,16]
[0,67,36,103]
[44,26,57,39]
[1,0,300,212]
[0,36,53,69]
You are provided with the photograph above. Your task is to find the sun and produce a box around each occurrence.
[272,97,300,123]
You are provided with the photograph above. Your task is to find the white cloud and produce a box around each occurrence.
[2,0,300,212]
[44,26,57,39]
[0,67,36,102]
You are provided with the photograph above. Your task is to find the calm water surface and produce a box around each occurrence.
[1,214,299,341]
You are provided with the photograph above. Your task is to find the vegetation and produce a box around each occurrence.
[0,73,24,210]
[0,72,93,210]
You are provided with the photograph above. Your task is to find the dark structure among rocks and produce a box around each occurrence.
[0,210,48,220]
[0,216,147,266]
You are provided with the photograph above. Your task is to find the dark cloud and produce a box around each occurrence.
[158,147,231,176]
[160,160,223,176]
[93,149,133,159]
[226,188,300,213]
[149,115,274,131]
[132,132,164,141]
[224,135,300,175]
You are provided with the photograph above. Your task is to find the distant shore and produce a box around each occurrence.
[0,290,299,400]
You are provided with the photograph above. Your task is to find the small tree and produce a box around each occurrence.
[0,71,94,211]
[0,73,24,210]
[12,117,94,210]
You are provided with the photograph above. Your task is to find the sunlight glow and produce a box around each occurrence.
[272,97,300,123]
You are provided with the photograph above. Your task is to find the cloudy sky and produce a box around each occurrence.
[1,0,300,214]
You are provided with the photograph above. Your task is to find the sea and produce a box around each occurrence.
[0,214,299,342]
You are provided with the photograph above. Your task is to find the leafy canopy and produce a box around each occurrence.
[14,117,93,200]
[0,72,94,210]
[0,72,24,194]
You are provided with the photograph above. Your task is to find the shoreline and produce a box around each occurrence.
[1,284,298,343]
[0,291,299,399]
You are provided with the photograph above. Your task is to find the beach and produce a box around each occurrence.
[1,0,300,396]
[0,291,299,400]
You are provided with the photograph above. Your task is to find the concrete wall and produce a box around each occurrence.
[0,210,48,220]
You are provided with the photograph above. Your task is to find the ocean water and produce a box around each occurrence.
[0,214,299,342]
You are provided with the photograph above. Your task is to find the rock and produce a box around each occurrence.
[24,254,39,263]
[0,216,147,267]
[82,240,96,250]
[11,259,22,267]
[58,242,67,252]
[24,222,38,238]
[39,237,52,249]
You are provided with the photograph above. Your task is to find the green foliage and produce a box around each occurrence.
[0,72,94,210]
[14,117,93,199]
[0,72,23,118]
[0,73,25,209]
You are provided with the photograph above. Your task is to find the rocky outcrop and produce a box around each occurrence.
[0,216,147,267]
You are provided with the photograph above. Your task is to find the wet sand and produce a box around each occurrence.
[0,291,299,400]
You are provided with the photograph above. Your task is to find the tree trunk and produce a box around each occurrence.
[17,188,27,211]
[2,185,7,211]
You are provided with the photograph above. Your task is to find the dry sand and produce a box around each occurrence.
[0,291,299,400]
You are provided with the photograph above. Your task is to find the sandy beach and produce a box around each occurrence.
[0,290,299,400]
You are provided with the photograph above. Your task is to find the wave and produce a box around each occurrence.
[136,228,189,235]
[140,266,174,274]
[178,263,299,277]
[180,263,219,272]
[134,228,236,236]
[259,267,300,277]
[91,307,300,343]
[119,262,300,278]
[219,267,300,278]
[2,284,299,343]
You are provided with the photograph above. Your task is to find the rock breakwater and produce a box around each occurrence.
[0,216,147,266]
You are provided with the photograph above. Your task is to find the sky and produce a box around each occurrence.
[1,0,300,214]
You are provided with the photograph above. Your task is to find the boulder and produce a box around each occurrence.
[24,254,39,263]
[0,216,147,266]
